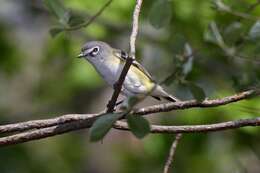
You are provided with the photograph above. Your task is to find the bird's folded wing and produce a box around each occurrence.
[113,49,155,81]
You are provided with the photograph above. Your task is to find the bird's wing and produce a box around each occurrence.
[113,49,154,81]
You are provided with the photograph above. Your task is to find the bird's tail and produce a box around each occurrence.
[152,85,180,102]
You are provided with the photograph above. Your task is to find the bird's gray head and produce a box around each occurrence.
[77,41,112,61]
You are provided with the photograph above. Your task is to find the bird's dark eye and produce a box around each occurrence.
[91,46,99,56]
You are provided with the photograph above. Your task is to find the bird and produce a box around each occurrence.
[77,41,179,104]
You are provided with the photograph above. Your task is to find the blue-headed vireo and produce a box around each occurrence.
[77,41,178,102]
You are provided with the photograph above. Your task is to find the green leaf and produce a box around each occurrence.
[128,96,141,108]
[211,0,231,12]
[127,115,150,139]
[89,113,123,142]
[49,27,64,37]
[44,0,70,26]
[204,22,225,47]
[249,20,260,40]
[182,43,194,76]
[224,22,243,43]
[148,0,172,29]
[187,82,206,101]
[204,29,217,43]
[162,70,178,86]
[68,14,86,27]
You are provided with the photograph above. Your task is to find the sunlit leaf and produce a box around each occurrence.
[211,0,231,12]
[162,43,193,85]
[249,20,260,40]
[204,22,225,47]
[127,115,150,138]
[148,0,172,29]
[89,113,123,142]
[187,82,206,101]
[182,43,194,76]
[204,29,217,43]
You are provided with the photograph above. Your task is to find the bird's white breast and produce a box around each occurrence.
[87,56,123,86]
[86,56,151,96]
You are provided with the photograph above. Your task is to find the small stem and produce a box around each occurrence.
[163,134,183,173]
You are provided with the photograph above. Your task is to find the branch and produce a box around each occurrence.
[114,117,260,133]
[1,90,257,134]
[163,134,182,173]
[106,56,134,112]
[66,0,113,31]
[106,0,143,112]
[246,0,260,12]
[1,116,259,147]
[0,90,259,147]
[0,118,93,147]
[0,113,99,133]
[130,0,142,56]
[214,0,260,21]
[134,89,258,115]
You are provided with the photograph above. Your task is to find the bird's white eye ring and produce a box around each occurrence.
[91,46,99,55]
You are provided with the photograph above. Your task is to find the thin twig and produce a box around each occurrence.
[106,0,143,112]
[106,56,134,112]
[163,134,183,173]
[130,0,143,56]
[214,0,260,21]
[65,0,113,31]
[114,117,260,133]
[134,89,258,115]
[246,0,260,12]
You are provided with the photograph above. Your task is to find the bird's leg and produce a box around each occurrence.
[115,99,124,106]
[114,99,125,111]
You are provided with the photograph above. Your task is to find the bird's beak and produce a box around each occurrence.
[77,48,93,58]
[77,53,84,58]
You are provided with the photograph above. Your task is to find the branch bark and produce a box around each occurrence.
[130,0,142,56]
[134,89,258,115]
[0,113,99,133]
[114,117,260,133]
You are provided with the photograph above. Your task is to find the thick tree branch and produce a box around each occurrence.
[163,134,182,173]
[106,0,143,112]
[0,118,93,147]
[0,114,99,134]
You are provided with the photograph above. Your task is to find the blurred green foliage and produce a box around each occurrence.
[0,0,260,172]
